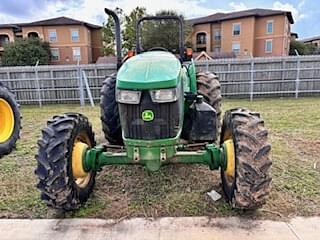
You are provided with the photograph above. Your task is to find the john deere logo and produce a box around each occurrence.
[142,110,154,121]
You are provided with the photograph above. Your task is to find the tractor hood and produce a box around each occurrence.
[116,51,181,90]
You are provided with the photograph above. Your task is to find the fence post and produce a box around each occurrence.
[281,59,286,81]
[34,61,42,107]
[82,70,95,107]
[250,59,255,101]
[94,67,98,86]
[77,61,85,106]
[295,57,301,99]
[227,62,231,81]
[6,71,11,90]
[50,70,56,103]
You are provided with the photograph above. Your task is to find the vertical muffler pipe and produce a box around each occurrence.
[104,8,122,69]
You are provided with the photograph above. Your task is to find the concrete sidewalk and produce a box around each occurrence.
[0,216,318,240]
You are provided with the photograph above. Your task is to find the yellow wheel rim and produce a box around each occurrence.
[0,98,15,143]
[224,139,235,177]
[72,133,91,188]
[223,135,236,185]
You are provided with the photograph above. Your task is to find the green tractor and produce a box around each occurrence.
[35,9,271,211]
[0,81,21,158]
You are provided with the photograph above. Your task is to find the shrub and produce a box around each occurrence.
[2,38,50,66]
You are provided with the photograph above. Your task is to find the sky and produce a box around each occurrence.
[0,0,319,39]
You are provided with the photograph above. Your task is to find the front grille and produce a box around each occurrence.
[119,91,180,140]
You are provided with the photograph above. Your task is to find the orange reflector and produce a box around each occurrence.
[127,50,134,57]
[186,48,193,56]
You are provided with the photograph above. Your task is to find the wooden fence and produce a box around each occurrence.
[0,64,115,105]
[196,55,320,99]
[0,55,320,105]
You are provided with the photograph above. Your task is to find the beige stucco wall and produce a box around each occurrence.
[0,28,15,41]
[221,16,255,56]
[90,29,103,63]
[0,28,15,46]
[312,39,320,47]
[254,15,289,57]
[42,25,88,45]
[0,24,102,64]
[22,26,45,39]
[211,23,221,51]
[191,14,291,57]
[309,40,320,47]
[43,25,91,64]
[49,46,90,65]
[0,28,15,53]
[41,25,92,64]
[191,23,211,51]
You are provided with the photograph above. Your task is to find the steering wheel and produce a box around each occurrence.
[148,47,169,52]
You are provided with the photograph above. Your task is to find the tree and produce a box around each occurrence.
[2,38,50,66]
[305,43,318,55]
[102,7,124,56]
[122,6,147,52]
[101,7,189,55]
[184,22,193,48]
[140,10,188,53]
[102,17,115,56]
[289,40,317,55]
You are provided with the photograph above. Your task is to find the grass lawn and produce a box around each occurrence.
[0,97,319,220]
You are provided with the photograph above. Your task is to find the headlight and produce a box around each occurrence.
[116,89,141,104]
[150,88,178,103]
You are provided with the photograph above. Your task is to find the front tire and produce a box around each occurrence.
[35,113,96,210]
[220,108,272,209]
[0,84,21,158]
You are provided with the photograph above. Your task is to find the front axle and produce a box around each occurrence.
[75,141,231,174]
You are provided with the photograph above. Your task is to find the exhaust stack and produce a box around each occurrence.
[104,8,122,69]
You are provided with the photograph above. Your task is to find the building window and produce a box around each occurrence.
[214,47,221,53]
[71,29,79,42]
[49,30,57,42]
[266,20,273,34]
[50,48,60,61]
[232,42,240,54]
[0,34,10,47]
[196,32,206,44]
[214,29,221,41]
[73,47,81,61]
[265,39,273,53]
[233,23,241,36]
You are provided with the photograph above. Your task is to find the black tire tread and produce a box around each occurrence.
[100,73,122,144]
[35,113,96,210]
[221,108,272,209]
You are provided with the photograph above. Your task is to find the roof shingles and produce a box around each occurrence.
[0,16,101,29]
[188,8,294,25]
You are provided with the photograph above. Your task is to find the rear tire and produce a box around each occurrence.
[0,84,21,158]
[196,72,222,137]
[220,108,272,209]
[35,113,96,210]
[100,73,123,145]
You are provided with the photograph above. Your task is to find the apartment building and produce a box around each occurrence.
[0,17,103,64]
[300,36,320,48]
[188,9,294,57]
